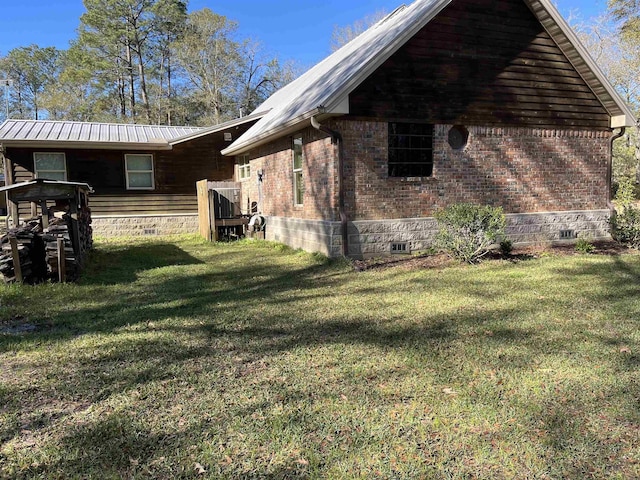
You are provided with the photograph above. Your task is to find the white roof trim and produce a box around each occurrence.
[169,111,268,146]
[526,0,636,128]
[222,108,324,156]
[224,0,636,156]
[224,0,453,156]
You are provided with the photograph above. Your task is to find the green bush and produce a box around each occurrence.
[575,237,595,254]
[611,205,640,249]
[500,238,513,256]
[434,203,506,263]
[614,175,636,210]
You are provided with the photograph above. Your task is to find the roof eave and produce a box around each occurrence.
[527,0,637,128]
[0,140,173,151]
[227,0,454,154]
[169,110,269,146]
[222,108,328,156]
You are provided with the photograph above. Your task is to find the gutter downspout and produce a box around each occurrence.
[311,116,348,257]
[608,127,626,215]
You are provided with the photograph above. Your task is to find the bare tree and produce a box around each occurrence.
[330,10,388,52]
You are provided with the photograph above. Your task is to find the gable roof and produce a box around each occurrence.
[168,110,267,146]
[0,119,203,150]
[222,0,636,156]
[0,114,266,152]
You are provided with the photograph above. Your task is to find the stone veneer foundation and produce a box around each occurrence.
[92,214,199,237]
[265,210,612,258]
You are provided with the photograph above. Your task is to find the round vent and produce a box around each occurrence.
[448,125,469,150]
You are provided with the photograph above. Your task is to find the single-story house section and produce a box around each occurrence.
[222,0,636,258]
[0,113,263,236]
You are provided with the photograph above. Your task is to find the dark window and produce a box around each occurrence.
[388,122,434,177]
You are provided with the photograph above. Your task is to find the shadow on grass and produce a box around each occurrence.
[3,241,640,478]
[82,241,205,285]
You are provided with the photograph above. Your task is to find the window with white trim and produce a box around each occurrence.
[238,155,250,180]
[34,152,67,181]
[125,154,155,190]
[292,137,303,206]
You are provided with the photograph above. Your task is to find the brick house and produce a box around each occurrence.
[222,0,636,258]
[0,114,262,236]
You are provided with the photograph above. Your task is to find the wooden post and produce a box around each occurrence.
[40,200,49,229]
[57,238,66,283]
[69,198,81,265]
[4,156,18,228]
[9,237,22,283]
[210,189,218,242]
[196,179,212,241]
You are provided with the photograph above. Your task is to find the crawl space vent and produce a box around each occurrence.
[391,242,409,254]
[559,229,575,239]
[143,228,158,236]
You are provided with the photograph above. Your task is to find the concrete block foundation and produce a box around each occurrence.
[92,214,199,237]
[265,210,612,258]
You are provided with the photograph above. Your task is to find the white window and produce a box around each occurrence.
[293,137,303,206]
[125,154,155,190]
[238,155,250,180]
[34,152,67,181]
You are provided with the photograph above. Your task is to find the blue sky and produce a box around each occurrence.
[1,0,610,67]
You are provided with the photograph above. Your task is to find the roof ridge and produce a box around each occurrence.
[1,118,203,130]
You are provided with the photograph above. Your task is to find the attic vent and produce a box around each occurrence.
[224,132,233,141]
[143,228,158,236]
[559,229,575,239]
[391,242,409,254]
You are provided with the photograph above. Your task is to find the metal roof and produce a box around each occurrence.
[222,0,636,156]
[0,179,93,195]
[168,111,268,146]
[0,119,203,150]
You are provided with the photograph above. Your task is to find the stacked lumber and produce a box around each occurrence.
[0,207,93,284]
[77,207,93,254]
[0,222,47,284]
[43,218,78,281]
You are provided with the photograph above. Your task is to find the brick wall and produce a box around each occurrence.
[336,120,610,220]
[239,126,338,220]
[245,119,612,256]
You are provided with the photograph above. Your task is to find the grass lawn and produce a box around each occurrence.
[1,236,640,479]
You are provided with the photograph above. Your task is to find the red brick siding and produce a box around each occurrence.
[245,120,609,223]
[335,120,610,220]
[243,127,338,220]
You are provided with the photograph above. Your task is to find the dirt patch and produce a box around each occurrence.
[0,315,38,335]
[352,241,636,272]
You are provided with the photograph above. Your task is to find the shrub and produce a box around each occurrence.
[615,175,636,210]
[611,205,640,249]
[575,237,595,254]
[434,203,506,263]
[500,239,513,256]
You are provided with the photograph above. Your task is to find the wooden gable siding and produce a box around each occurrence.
[6,132,235,217]
[349,0,610,129]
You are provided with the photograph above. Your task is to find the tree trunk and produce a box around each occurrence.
[135,40,151,123]
[167,54,172,125]
[126,41,136,121]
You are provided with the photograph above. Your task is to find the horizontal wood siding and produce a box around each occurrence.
[90,194,197,216]
[349,0,610,129]
[4,127,247,218]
